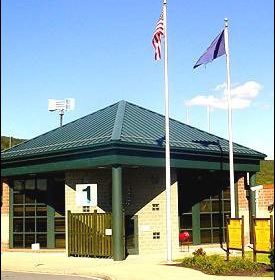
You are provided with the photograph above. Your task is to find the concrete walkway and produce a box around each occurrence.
[1,250,272,280]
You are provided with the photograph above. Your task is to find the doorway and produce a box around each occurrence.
[125,215,138,255]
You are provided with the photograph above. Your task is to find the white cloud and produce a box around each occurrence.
[185,95,215,106]
[214,82,226,91]
[187,80,262,110]
[230,81,262,99]
[231,97,251,109]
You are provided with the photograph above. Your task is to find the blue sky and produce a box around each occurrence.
[2,0,274,159]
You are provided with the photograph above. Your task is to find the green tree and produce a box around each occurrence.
[256,160,274,185]
[1,136,26,151]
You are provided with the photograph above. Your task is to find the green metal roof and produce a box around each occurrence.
[1,100,266,161]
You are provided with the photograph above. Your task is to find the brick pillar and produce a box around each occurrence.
[237,175,250,245]
[1,179,10,250]
[258,184,274,217]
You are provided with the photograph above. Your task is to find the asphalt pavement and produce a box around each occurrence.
[2,271,104,280]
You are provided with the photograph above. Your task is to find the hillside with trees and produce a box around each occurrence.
[256,159,274,185]
[1,136,26,151]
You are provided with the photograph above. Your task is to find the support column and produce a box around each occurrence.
[192,202,201,245]
[249,173,256,243]
[234,181,239,218]
[112,166,125,261]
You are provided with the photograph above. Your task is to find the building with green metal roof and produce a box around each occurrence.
[1,100,266,260]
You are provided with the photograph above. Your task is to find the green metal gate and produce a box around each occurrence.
[68,210,112,257]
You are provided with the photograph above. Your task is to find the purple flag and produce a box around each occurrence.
[193,30,225,69]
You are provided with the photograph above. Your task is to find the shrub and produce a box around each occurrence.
[192,248,206,257]
[227,257,260,273]
[181,254,263,275]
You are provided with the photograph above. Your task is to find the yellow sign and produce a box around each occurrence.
[255,220,270,252]
[228,220,242,249]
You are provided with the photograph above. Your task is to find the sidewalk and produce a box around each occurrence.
[1,250,272,280]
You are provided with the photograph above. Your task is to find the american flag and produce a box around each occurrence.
[152,10,164,60]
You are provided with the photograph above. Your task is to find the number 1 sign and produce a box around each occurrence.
[75,184,97,206]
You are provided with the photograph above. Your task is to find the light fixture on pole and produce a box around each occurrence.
[186,105,190,125]
[48,98,75,127]
[207,104,211,133]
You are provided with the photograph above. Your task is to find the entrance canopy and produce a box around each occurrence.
[1,100,266,176]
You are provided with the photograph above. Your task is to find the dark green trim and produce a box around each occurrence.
[192,203,201,245]
[1,155,117,177]
[9,182,13,248]
[234,182,239,218]
[2,153,261,177]
[112,166,125,261]
[2,136,266,163]
[2,139,263,171]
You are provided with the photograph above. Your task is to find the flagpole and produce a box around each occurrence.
[163,0,172,262]
[186,105,190,125]
[224,18,236,218]
[207,105,211,133]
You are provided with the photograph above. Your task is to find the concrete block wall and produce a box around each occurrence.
[237,176,251,245]
[1,180,10,250]
[65,168,112,214]
[65,167,179,257]
[123,167,179,257]
[65,168,112,254]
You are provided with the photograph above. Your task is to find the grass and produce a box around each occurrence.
[245,251,270,264]
[244,251,274,277]
[178,249,274,277]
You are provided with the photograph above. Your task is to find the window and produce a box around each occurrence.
[83,206,90,212]
[153,232,160,239]
[200,188,231,244]
[12,179,48,248]
[179,207,192,240]
[152,204,159,211]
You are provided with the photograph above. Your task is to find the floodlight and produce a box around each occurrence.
[48,98,75,126]
[65,98,75,111]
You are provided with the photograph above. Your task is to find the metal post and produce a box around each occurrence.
[186,106,190,125]
[163,0,172,263]
[250,174,257,217]
[224,18,235,218]
[112,166,124,261]
[207,105,211,133]
[59,109,64,127]
[249,173,257,243]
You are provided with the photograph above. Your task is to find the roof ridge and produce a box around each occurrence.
[111,100,126,141]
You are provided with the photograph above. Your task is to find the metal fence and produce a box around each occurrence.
[68,210,112,257]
